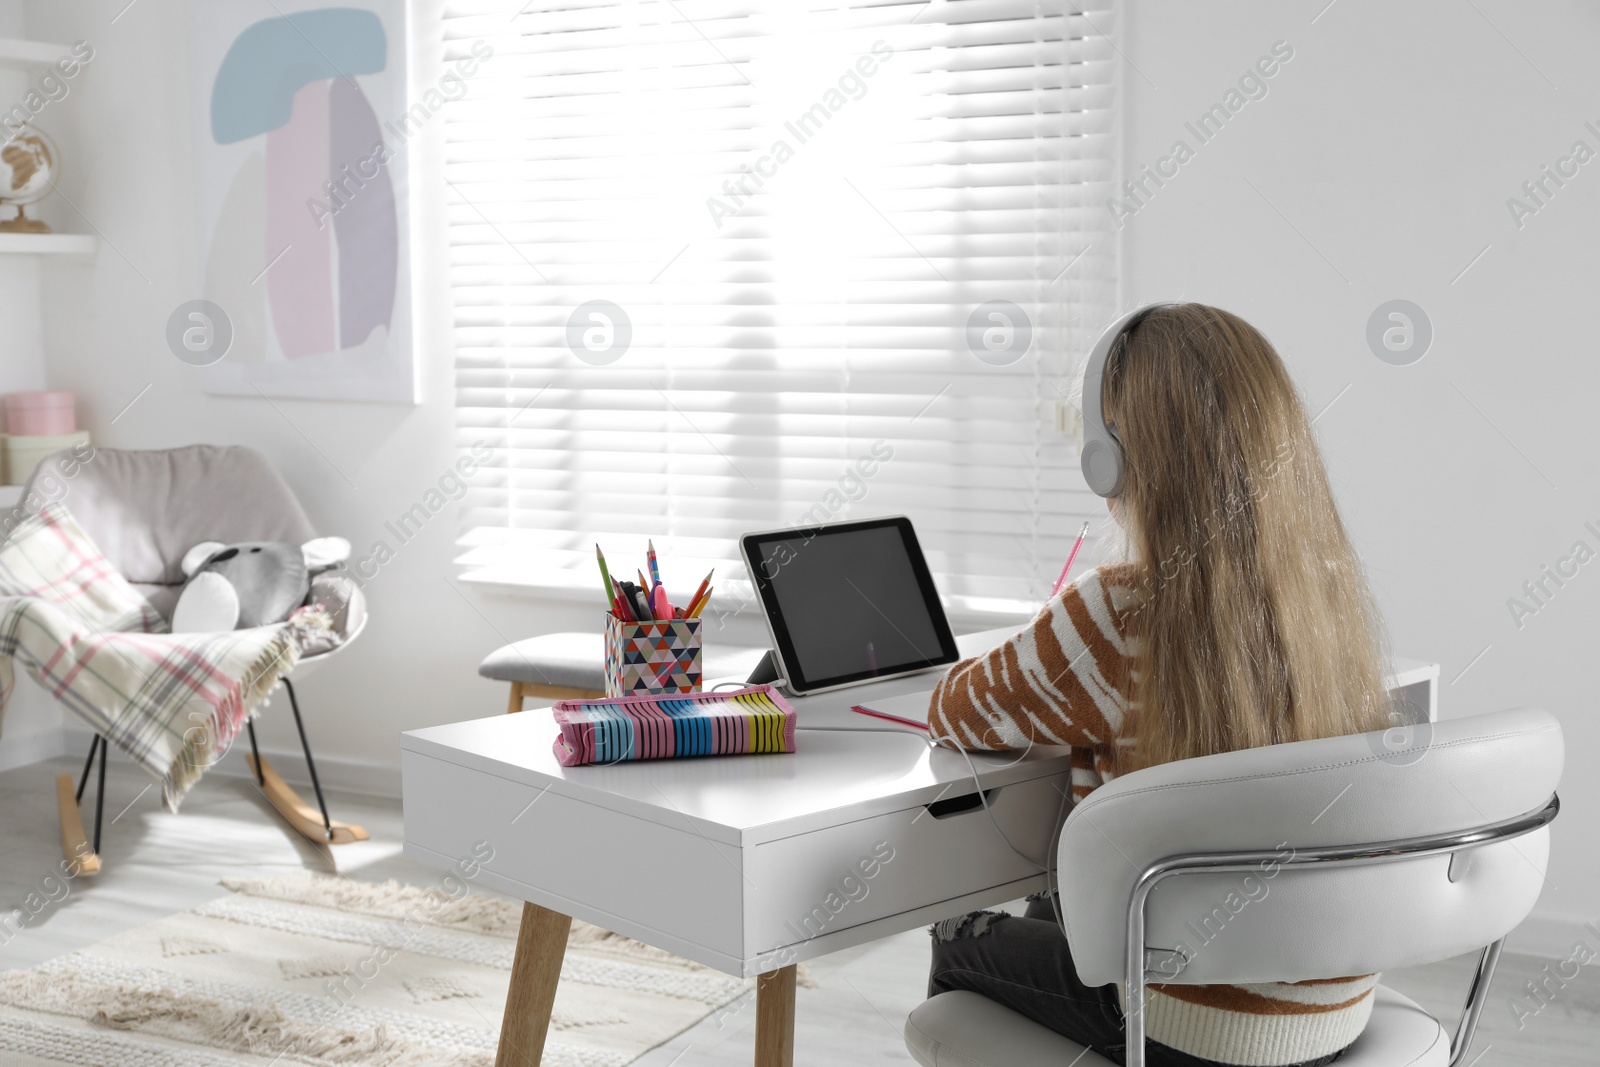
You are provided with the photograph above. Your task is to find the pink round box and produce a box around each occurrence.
[4,391,75,435]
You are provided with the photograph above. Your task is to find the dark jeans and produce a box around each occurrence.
[927,893,1344,1067]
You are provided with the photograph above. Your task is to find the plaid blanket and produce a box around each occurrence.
[0,503,302,810]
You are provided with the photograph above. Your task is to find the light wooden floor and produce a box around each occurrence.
[0,751,1594,1066]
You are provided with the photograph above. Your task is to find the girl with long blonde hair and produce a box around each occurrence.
[926,303,1393,1067]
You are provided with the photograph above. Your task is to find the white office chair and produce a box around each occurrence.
[904,707,1562,1067]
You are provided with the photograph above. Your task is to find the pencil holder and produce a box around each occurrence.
[604,613,703,697]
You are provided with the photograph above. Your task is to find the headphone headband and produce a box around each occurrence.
[1079,302,1175,498]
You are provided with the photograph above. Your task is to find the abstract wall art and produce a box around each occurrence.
[188,1,415,403]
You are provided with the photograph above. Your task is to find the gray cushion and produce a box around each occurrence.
[479,632,767,691]
[22,445,317,587]
[479,632,606,690]
[132,582,182,624]
[308,571,364,641]
[903,986,1448,1067]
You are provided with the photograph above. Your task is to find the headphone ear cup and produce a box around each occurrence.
[1080,302,1171,498]
[1081,436,1124,497]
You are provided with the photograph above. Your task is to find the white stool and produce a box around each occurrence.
[479,632,769,713]
[479,632,609,712]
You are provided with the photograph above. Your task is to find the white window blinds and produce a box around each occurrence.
[445,0,1118,617]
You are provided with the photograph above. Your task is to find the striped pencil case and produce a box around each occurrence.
[549,685,797,767]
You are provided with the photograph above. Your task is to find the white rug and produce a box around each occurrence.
[0,872,762,1066]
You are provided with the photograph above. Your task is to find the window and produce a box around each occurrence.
[445,0,1118,618]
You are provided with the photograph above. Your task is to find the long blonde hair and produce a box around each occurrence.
[1098,303,1391,772]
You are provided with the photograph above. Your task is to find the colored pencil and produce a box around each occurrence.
[595,543,616,604]
[685,568,713,617]
[647,539,663,591]
[1050,521,1092,596]
[687,585,713,618]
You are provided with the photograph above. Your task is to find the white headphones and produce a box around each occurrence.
[1079,302,1175,498]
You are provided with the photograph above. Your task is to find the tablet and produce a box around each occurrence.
[741,516,960,696]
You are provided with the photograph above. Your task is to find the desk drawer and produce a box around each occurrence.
[402,751,745,967]
[746,770,1070,955]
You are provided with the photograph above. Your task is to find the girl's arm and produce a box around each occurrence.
[928,567,1135,751]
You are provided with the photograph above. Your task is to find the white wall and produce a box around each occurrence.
[1121,0,1599,951]
[0,0,41,403]
[0,0,72,765]
[0,0,48,406]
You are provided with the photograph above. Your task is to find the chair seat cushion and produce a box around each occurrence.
[479,632,607,689]
[903,985,1447,1067]
[904,990,1115,1067]
[478,632,769,692]
[1325,986,1448,1066]
[133,581,182,624]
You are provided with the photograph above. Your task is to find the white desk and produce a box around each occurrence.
[401,628,1438,1066]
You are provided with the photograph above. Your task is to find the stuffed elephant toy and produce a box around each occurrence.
[171,536,350,632]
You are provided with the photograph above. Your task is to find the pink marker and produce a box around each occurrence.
[1050,521,1091,597]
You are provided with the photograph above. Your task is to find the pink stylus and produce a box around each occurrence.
[1050,521,1091,597]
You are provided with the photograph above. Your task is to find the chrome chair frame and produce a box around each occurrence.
[1122,794,1561,1067]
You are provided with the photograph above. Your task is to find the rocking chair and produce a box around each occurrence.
[22,444,369,873]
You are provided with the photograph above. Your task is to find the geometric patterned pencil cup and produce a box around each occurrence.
[603,614,702,697]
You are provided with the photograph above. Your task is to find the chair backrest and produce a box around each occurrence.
[21,445,317,587]
[1057,707,1562,987]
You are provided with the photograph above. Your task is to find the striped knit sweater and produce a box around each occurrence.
[928,563,1377,1067]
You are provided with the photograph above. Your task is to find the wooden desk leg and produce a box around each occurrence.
[754,965,797,1067]
[496,902,571,1067]
[507,682,606,714]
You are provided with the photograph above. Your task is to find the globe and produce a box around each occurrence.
[0,125,58,233]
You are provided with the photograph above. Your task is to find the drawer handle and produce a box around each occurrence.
[925,788,996,819]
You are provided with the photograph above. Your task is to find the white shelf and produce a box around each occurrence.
[0,233,96,255]
[0,38,71,69]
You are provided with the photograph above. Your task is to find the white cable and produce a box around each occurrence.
[793,725,924,732]
[796,722,1075,937]
[795,724,1066,876]
[927,735,1059,873]
[930,734,1075,939]
[731,684,1069,913]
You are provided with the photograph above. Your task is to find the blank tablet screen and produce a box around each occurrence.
[743,518,959,694]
